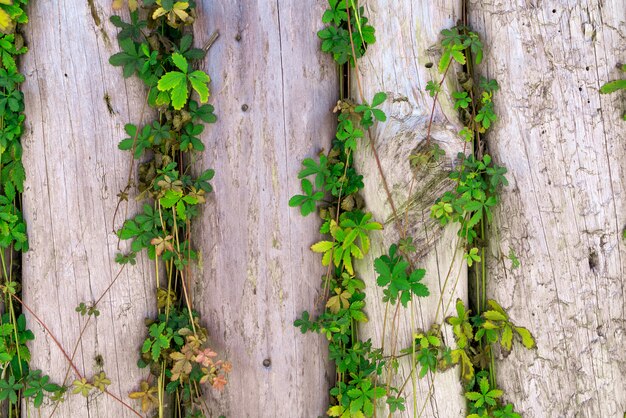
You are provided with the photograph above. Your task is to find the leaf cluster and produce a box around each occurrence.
[431,153,507,245]
[374,244,429,307]
[0,1,28,35]
[465,372,522,418]
[438,26,484,73]
[71,372,111,398]
[293,255,398,415]
[0,312,61,409]
[311,211,381,276]
[109,10,209,110]
[0,38,28,252]
[289,93,387,217]
[318,0,376,66]
[402,326,451,378]
[446,299,535,384]
[134,306,232,414]
[75,302,101,317]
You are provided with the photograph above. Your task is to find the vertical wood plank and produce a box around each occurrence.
[21,1,154,416]
[192,1,337,416]
[470,1,626,416]
[353,1,468,416]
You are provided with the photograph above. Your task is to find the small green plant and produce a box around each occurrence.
[75,302,100,317]
[508,248,520,269]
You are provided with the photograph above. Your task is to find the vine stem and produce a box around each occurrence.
[11,293,142,417]
[344,6,439,418]
[112,95,149,242]
[345,6,399,226]
[48,261,131,418]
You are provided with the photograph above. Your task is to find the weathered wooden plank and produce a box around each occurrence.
[21,1,154,416]
[353,1,468,416]
[191,1,337,416]
[470,1,626,416]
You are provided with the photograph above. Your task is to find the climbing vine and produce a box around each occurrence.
[292,2,431,417]
[407,24,536,418]
[0,1,65,416]
[109,1,229,417]
[294,3,537,418]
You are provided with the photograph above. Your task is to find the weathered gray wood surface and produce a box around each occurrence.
[353,1,468,416]
[191,1,336,417]
[22,1,154,416]
[470,1,626,416]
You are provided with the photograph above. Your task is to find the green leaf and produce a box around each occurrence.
[438,50,451,73]
[160,189,183,208]
[514,326,536,349]
[118,220,141,240]
[188,70,210,103]
[371,92,387,107]
[170,52,188,73]
[118,138,134,150]
[425,80,441,97]
[450,48,466,65]
[289,179,322,216]
[311,241,334,253]
[599,79,626,94]
[483,310,507,322]
[157,71,188,110]
[501,324,513,351]
[371,108,386,122]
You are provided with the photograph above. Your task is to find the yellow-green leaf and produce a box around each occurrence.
[171,52,188,73]
[189,70,210,103]
[321,250,332,266]
[311,241,334,253]
[486,299,507,316]
[157,71,188,110]
[343,250,354,275]
[482,320,500,330]
[327,405,344,417]
[515,326,536,349]
[501,324,513,351]
[152,7,168,19]
[451,348,474,382]
[483,310,507,322]
[0,9,11,31]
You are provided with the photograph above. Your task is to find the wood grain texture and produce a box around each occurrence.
[191,1,337,416]
[21,1,154,416]
[470,1,626,416]
[352,1,468,416]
